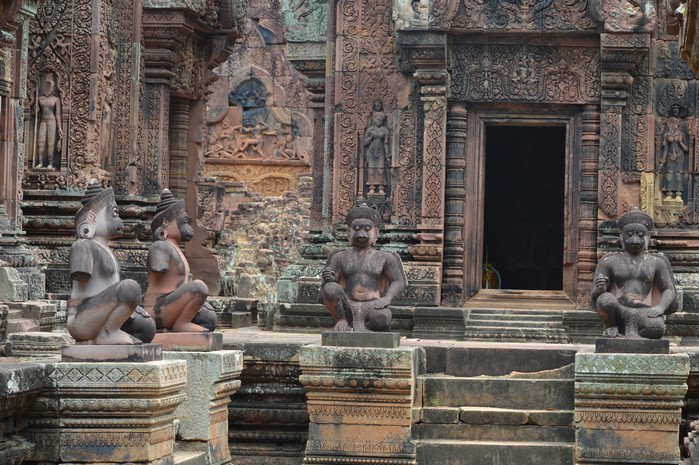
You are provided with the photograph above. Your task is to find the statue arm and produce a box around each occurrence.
[381,251,408,301]
[69,240,93,282]
[590,257,612,307]
[147,242,171,274]
[654,254,679,315]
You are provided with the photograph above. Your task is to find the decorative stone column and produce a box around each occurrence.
[575,351,689,464]
[441,102,467,306]
[163,350,243,465]
[299,342,420,465]
[24,359,188,464]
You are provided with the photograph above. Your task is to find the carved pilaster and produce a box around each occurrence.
[415,70,447,226]
[441,102,467,307]
[599,72,633,217]
[169,97,189,199]
[578,105,600,302]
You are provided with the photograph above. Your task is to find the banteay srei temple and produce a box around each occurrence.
[10,0,699,465]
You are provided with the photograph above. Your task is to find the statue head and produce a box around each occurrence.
[670,103,682,117]
[345,203,381,248]
[42,76,55,97]
[151,189,192,243]
[617,208,653,255]
[75,178,123,240]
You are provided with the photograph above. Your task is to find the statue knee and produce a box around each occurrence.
[118,279,142,308]
[191,279,209,299]
[640,317,666,340]
[323,282,345,301]
[596,292,619,313]
[366,308,391,332]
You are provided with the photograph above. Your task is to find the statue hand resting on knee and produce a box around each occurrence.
[68,179,156,344]
[590,208,678,339]
[320,203,407,332]
[144,189,217,332]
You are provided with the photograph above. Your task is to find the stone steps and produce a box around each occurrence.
[416,440,574,465]
[462,308,569,343]
[422,376,574,410]
[172,450,207,465]
[415,355,575,465]
[6,318,39,333]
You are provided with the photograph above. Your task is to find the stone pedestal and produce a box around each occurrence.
[0,362,44,465]
[25,359,187,464]
[163,350,243,465]
[299,345,421,465]
[575,352,689,464]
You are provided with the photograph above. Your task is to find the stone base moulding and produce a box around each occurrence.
[574,352,690,464]
[299,345,422,465]
[23,359,188,464]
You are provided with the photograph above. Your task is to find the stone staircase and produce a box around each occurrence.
[413,344,576,465]
[463,308,570,343]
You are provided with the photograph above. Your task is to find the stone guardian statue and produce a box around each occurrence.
[144,189,218,332]
[68,179,156,344]
[320,203,407,331]
[590,208,678,339]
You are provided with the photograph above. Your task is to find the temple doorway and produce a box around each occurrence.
[482,125,566,291]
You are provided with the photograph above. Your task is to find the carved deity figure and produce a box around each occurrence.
[321,203,407,332]
[231,118,268,159]
[590,208,678,339]
[658,103,689,201]
[144,189,218,332]
[68,179,156,344]
[35,76,63,170]
[99,88,114,169]
[364,100,390,196]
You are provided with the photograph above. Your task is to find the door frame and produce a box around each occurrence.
[463,103,582,300]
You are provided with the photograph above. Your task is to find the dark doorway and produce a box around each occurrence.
[483,125,566,290]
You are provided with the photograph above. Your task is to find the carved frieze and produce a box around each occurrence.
[451,43,600,103]
[444,0,597,32]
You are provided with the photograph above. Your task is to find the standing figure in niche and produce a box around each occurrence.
[35,76,63,170]
[144,189,217,332]
[100,88,114,169]
[658,103,689,201]
[364,100,390,196]
[68,179,156,344]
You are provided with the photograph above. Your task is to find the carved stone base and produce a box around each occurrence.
[299,345,420,465]
[163,350,243,465]
[24,359,187,464]
[575,352,689,464]
[152,331,223,351]
[61,343,163,362]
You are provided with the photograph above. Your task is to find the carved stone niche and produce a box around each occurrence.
[203,67,312,196]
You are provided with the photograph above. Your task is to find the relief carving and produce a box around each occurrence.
[364,100,391,197]
[603,0,656,32]
[32,73,63,170]
[451,43,600,103]
[447,0,596,32]
[282,0,328,42]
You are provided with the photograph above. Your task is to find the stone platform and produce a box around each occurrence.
[152,331,223,351]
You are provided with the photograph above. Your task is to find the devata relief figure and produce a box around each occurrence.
[144,189,218,332]
[35,76,63,170]
[364,100,390,196]
[68,179,156,344]
[590,208,678,339]
[321,203,407,332]
[658,103,689,201]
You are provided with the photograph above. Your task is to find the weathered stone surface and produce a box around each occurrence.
[0,266,28,301]
[575,352,689,464]
[416,441,574,465]
[459,407,528,425]
[163,350,243,465]
[5,331,73,357]
[321,331,400,348]
[441,344,576,377]
[153,332,223,351]
[420,407,459,424]
[61,343,163,362]
[595,337,670,353]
